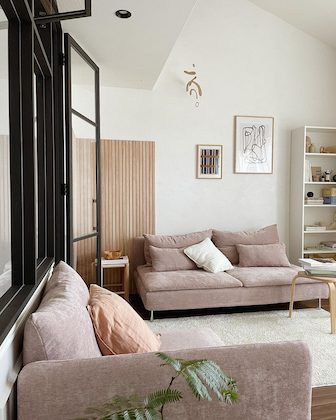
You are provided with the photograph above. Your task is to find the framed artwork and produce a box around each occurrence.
[235,116,274,174]
[196,144,222,179]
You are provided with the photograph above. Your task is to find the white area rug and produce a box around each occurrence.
[148,309,336,386]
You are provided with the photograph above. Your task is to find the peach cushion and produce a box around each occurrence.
[87,285,161,355]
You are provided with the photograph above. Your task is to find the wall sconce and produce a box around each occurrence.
[184,64,203,107]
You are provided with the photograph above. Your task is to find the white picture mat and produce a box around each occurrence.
[196,144,222,179]
[235,116,274,174]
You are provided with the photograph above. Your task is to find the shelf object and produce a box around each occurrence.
[98,256,129,301]
[290,126,336,263]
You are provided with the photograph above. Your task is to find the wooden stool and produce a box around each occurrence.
[289,271,336,334]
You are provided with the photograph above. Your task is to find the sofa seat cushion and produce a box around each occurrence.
[159,328,224,351]
[137,265,242,292]
[23,262,101,365]
[228,265,313,287]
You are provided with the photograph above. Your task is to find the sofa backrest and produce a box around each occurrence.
[23,261,101,365]
[133,237,146,268]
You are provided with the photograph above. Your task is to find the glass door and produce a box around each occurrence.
[64,34,101,285]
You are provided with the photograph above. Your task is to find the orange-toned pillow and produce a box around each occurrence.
[87,285,161,355]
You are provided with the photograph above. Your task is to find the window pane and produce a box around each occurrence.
[71,46,96,121]
[0,7,12,298]
[72,114,96,239]
[34,0,86,18]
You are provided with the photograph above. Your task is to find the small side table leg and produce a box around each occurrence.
[124,263,130,302]
[289,276,299,318]
[328,282,336,334]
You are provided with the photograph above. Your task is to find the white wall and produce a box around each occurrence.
[99,0,336,244]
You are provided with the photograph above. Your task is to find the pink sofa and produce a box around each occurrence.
[18,261,312,420]
[133,234,328,320]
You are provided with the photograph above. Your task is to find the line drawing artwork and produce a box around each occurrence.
[235,116,274,174]
[242,124,268,164]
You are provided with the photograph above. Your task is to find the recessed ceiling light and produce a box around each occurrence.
[115,10,132,19]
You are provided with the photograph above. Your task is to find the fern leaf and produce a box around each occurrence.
[155,352,182,371]
[182,367,211,401]
[145,388,182,408]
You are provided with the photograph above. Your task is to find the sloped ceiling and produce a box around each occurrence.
[249,0,336,49]
[62,0,197,89]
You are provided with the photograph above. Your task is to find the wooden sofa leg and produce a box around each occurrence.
[150,311,154,322]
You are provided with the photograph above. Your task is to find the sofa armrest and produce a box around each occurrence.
[18,341,311,420]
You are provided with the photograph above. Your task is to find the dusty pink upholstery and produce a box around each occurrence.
[144,229,212,264]
[137,265,242,292]
[18,341,312,420]
[227,265,312,287]
[23,262,101,365]
[237,243,291,267]
[149,245,197,271]
[212,225,279,264]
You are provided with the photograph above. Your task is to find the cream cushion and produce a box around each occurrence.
[184,238,233,273]
[88,285,161,355]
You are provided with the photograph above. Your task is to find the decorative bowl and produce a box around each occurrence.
[104,250,122,260]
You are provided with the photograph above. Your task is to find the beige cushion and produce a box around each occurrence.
[137,265,242,292]
[237,243,291,267]
[149,246,196,271]
[212,225,279,265]
[184,238,233,273]
[88,285,161,355]
[143,229,212,264]
[23,261,101,365]
[228,265,312,287]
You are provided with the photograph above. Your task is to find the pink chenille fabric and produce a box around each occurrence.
[88,285,161,355]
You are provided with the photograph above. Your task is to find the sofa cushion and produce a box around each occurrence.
[144,229,212,264]
[88,285,161,355]
[237,243,291,267]
[149,246,197,271]
[159,328,224,351]
[23,261,101,365]
[228,265,314,287]
[137,265,242,292]
[184,238,233,273]
[212,225,279,265]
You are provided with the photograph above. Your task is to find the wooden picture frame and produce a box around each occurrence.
[235,116,274,174]
[196,144,222,179]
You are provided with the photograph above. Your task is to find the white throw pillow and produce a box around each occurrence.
[184,238,233,273]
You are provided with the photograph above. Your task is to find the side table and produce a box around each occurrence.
[289,271,336,334]
[101,256,129,301]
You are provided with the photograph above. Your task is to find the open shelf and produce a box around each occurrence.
[304,230,336,234]
[305,153,336,157]
[305,205,336,208]
[304,249,336,254]
[305,182,336,185]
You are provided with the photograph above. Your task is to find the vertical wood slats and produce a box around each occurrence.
[101,140,155,292]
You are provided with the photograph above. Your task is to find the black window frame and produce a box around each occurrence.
[0,0,63,345]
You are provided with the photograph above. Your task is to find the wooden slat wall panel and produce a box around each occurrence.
[72,137,97,285]
[101,140,155,292]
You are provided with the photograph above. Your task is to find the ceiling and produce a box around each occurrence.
[249,0,336,49]
[62,0,197,89]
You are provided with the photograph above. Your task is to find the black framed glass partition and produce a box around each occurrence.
[0,5,12,299]
[34,0,91,23]
[65,34,101,286]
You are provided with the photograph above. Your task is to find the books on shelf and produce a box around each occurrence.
[299,258,336,276]
[304,198,324,205]
[304,224,326,231]
[320,241,336,249]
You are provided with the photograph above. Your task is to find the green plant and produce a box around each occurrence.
[82,352,238,420]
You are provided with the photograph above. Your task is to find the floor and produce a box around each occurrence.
[131,296,336,419]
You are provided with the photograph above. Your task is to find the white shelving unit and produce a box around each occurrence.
[289,126,336,263]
